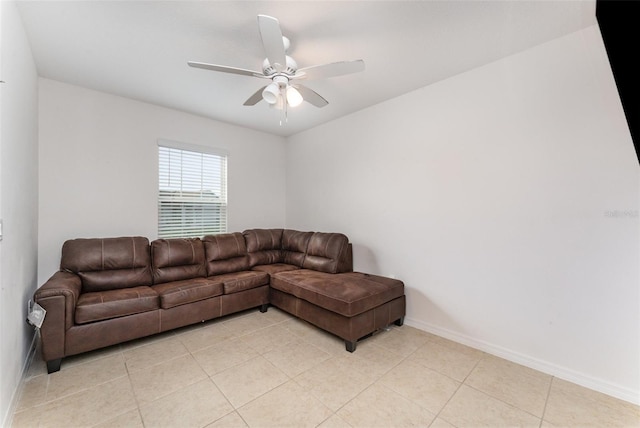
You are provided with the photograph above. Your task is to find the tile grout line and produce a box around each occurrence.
[40,366,130,408]
[457,352,548,424]
[86,347,143,428]
[22,312,636,428]
[427,349,486,427]
[205,368,249,428]
[328,335,436,425]
[538,375,556,428]
[196,313,296,427]
[121,346,147,428]
[130,311,275,427]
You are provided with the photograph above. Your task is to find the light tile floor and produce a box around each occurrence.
[11,307,640,427]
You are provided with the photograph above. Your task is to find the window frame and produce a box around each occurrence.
[157,139,228,239]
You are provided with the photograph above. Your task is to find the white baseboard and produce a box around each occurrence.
[405,317,640,406]
[2,331,39,428]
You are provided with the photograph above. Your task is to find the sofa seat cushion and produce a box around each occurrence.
[153,278,224,309]
[251,263,300,276]
[214,271,270,294]
[270,271,404,317]
[75,286,159,324]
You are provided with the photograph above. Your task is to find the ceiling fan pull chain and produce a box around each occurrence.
[285,94,288,123]
[281,84,288,125]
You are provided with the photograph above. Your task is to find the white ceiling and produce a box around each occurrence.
[17,1,597,137]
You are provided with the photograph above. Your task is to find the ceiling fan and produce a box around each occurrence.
[188,15,365,113]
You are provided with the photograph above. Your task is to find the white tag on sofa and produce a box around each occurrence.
[27,302,46,328]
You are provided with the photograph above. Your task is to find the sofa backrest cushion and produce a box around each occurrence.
[151,238,206,284]
[302,232,353,273]
[243,228,284,267]
[61,236,152,293]
[203,232,250,275]
[282,229,313,267]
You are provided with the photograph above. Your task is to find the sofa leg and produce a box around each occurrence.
[345,340,357,353]
[47,359,61,374]
[259,304,269,313]
[394,317,404,327]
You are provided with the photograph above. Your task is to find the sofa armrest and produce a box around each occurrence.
[34,271,82,362]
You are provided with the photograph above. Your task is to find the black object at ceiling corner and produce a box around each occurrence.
[596,0,639,164]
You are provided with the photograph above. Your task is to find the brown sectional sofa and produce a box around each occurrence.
[34,229,405,373]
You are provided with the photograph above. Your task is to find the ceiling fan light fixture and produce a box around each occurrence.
[270,93,285,110]
[262,82,280,104]
[286,86,303,107]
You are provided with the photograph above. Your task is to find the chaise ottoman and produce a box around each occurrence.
[269,270,406,351]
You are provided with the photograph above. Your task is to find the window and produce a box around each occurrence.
[158,141,227,239]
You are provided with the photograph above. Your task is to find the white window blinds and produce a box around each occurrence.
[158,143,227,239]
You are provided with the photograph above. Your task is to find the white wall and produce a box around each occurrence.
[0,1,39,425]
[286,25,639,404]
[38,79,286,284]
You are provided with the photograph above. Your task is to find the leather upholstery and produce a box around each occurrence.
[34,271,81,330]
[302,232,351,274]
[282,229,313,266]
[243,228,284,266]
[75,286,159,324]
[152,278,224,309]
[271,271,404,317]
[159,297,222,332]
[65,310,160,357]
[251,263,299,275]
[214,271,269,294]
[203,232,250,275]
[35,271,82,364]
[151,238,206,284]
[61,237,152,293]
[270,288,406,344]
[35,228,403,371]
[221,286,269,317]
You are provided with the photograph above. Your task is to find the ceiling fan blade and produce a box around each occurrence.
[294,85,329,108]
[257,15,287,72]
[188,61,264,78]
[295,60,365,80]
[243,87,266,106]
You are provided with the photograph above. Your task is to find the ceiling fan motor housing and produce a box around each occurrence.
[262,56,298,77]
